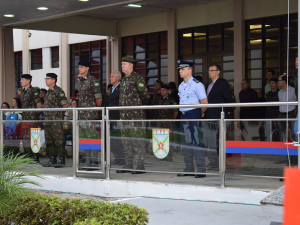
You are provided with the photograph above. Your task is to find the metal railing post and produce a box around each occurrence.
[219,111,225,188]
[72,108,77,177]
[105,108,110,180]
[101,108,106,175]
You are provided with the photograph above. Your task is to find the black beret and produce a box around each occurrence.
[269,78,278,83]
[46,73,58,78]
[155,80,163,86]
[122,56,135,64]
[78,60,90,67]
[168,82,176,89]
[161,84,169,90]
[40,88,47,93]
[107,84,113,88]
[21,74,32,79]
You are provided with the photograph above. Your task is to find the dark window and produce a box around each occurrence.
[51,46,59,68]
[70,40,107,98]
[14,51,22,95]
[245,14,298,98]
[31,49,43,70]
[122,31,168,94]
[178,22,234,88]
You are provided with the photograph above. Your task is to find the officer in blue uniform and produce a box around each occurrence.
[177,60,208,178]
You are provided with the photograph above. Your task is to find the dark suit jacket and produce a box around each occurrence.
[109,84,120,120]
[205,78,234,119]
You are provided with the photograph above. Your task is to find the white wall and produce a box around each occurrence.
[68,33,106,44]
[13,29,22,52]
[30,48,60,89]
[28,30,60,49]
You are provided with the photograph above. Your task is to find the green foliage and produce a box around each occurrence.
[0,194,149,225]
[0,151,43,214]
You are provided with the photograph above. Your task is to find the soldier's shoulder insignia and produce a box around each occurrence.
[138,83,144,87]
[34,92,39,96]
[95,82,100,87]
[60,93,65,97]
[193,78,199,83]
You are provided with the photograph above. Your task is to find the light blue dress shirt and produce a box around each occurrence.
[111,82,120,94]
[178,76,207,112]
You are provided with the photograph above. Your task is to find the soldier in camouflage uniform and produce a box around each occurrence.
[77,60,102,168]
[157,84,178,161]
[43,73,68,166]
[151,80,163,120]
[20,74,42,162]
[116,56,150,174]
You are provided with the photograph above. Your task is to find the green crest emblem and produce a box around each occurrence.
[60,93,65,97]
[34,92,38,96]
[95,82,100,87]
[138,83,144,87]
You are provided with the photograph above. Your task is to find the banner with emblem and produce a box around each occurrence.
[31,128,41,153]
[152,129,169,159]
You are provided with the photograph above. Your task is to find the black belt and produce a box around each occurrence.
[181,108,199,115]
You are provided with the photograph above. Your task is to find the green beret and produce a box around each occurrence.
[33,86,40,91]
[122,56,135,64]
[155,80,163,86]
[40,88,47,93]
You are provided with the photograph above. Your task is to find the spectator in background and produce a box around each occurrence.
[1,102,10,120]
[194,75,203,83]
[102,84,113,107]
[40,88,47,105]
[151,80,163,120]
[265,70,276,98]
[277,74,297,142]
[11,98,22,120]
[239,79,259,119]
[168,81,179,105]
[17,88,22,98]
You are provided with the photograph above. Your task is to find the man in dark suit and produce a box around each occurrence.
[205,64,234,169]
[109,71,125,165]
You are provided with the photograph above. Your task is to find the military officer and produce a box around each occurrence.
[177,60,208,178]
[77,60,102,168]
[116,56,150,174]
[20,74,42,162]
[151,80,163,119]
[157,84,178,161]
[43,73,68,166]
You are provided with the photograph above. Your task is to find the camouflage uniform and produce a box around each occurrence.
[157,95,177,128]
[78,74,102,120]
[20,86,41,120]
[43,85,68,146]
[78,74,102,167]
[119,70,149,167]
[152,92,161,119]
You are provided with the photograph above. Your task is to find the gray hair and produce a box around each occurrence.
[112,71,121,78]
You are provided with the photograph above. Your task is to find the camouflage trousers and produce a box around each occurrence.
[121,122,146,166]
[79,122,101,163]
[44,122,65,146]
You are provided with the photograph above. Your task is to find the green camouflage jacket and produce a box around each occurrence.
[44,85,68,120]
[157,95,178,119]
[119,71,149,120]
[266,88,280,118]
[78,74,102,120]
[20,85,41,120]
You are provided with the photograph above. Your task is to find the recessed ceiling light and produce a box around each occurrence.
[37,7,48,10]
[79,0,89,1]
[128,4,141,7]
[4,14,14,17]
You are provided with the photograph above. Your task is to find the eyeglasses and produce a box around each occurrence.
[44,78,52,80]
[207,70,219,72]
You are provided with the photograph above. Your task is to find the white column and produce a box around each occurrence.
[233,0,245,118]
[106,36,111,83]
[111,20,121,72]
[60,33,70,97]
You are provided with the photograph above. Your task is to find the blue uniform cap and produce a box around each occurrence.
[177,60,195,69]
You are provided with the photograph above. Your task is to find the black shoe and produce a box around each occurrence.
[33,153,40,163]
[177,167,195,176]
[195,175,206,178]
[279,178,284,182]
[116,164,133,173]
[132,165,146,174]
[177,173,195,176]
[47,157,57,166]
